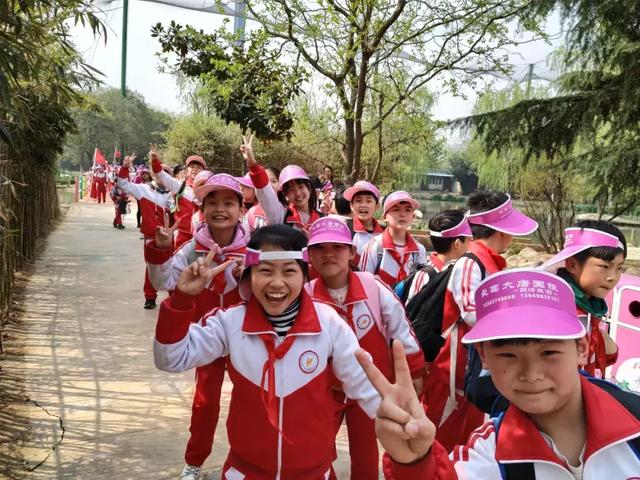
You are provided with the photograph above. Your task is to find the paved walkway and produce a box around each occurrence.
[0,202,355,479]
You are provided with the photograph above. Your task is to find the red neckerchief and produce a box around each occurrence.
[259,332,296,440]
[242,292,321,440]
[353,216,384,234]
[429,252,445,271]
[467,240,506,274]
[381,229,419,282]
[577,306,607,376]
[285,205,322,232]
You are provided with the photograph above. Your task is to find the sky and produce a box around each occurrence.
[71,1,563,136]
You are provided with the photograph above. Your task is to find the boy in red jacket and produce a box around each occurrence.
[424,191,537,452]
[305,217,425,480]
[358,269,640,480]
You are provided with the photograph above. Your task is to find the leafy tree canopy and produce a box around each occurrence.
[152,22,307,141]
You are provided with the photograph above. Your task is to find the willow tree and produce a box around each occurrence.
[459,0,640,221]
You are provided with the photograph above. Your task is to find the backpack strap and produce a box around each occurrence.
[462,251,487,279]
[354,272,386,342]
[492,413,536,480]
[345,218,355,237]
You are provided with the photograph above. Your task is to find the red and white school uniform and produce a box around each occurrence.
[404,252,450,304]
[155,168,198,250]
[154,290,380,480]
[249,164,322,235]
[109,184,128,227]
[94,169,108,203]
[423,241,505,452]
[359,229,428,287]
[117,166,169,301]
[306,271,425,480]
[146,222,249,467]
[390,375,640,479]
[244,203,270,233]
[351,217,385,267]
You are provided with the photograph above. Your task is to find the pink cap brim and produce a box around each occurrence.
[236,176,254,189]
[462,306,586,344]
[186,157,207,169]
[194,185,242,203]
[279,175,309,191]
[470,209,538,236]
[384,198,420,215]
[541,245,591,269]
[344,187,379,202]
[307,233,353,247]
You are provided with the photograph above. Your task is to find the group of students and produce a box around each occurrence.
[113,134,638,479]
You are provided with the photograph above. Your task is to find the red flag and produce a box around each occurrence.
[114,149,122,159]
[94,148,107,165]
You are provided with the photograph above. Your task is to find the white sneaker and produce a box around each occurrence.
[179,464,202,480]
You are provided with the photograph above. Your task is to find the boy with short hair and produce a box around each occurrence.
[359,191,427,287]
[357,268,640,479]
[424,191,538,451]
[305,217,425,480]
[343,181,385,266]
[402,209,472,303]
[542,219,626,377]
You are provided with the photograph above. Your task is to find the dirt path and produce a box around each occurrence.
[0,202,357,479]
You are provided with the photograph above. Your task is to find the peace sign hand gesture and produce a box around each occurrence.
[123,153,137,168]
[155,212,180,250]
[355,340,435,465]
[176,251,237,297]
[240,133,257,169]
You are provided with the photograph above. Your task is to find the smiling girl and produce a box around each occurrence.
[153,224,380,479]
[145,173,249,480]
[359,191,427,287]
[240,135,322,234]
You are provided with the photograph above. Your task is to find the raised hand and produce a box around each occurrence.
[355,340,435,464]
[176,250,236,297]
[240,133,257,169]
[155,212,179,250]
[149,143,160,161]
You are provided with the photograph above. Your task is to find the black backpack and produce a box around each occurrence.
[492,375,640,479]
[403,252,485,363]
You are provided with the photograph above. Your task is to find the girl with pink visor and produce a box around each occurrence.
[240,135,322,234]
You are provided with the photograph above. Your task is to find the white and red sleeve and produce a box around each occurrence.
[447,257,484,327]
[321,303,381,418]
[145,240,195,291]
[249,164,286,225]
[376,277,425,378]
[153,289,230,372]
[358,237,381,274]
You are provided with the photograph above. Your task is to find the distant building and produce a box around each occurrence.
[420,172,455,192]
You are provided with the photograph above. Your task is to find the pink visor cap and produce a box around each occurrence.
[236,173,255,189]
[308,217,354,247]
[193,170,214,189]
[429,217,473,238]
[185,155,207,169]
[541,227,625,269]
[467,195,538,236]
[279,165,309,190]
[194,173,242,202]
[344,181,380,202]
[383,191,420,216]
[462,269,586,344]
[239,248,309,300]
